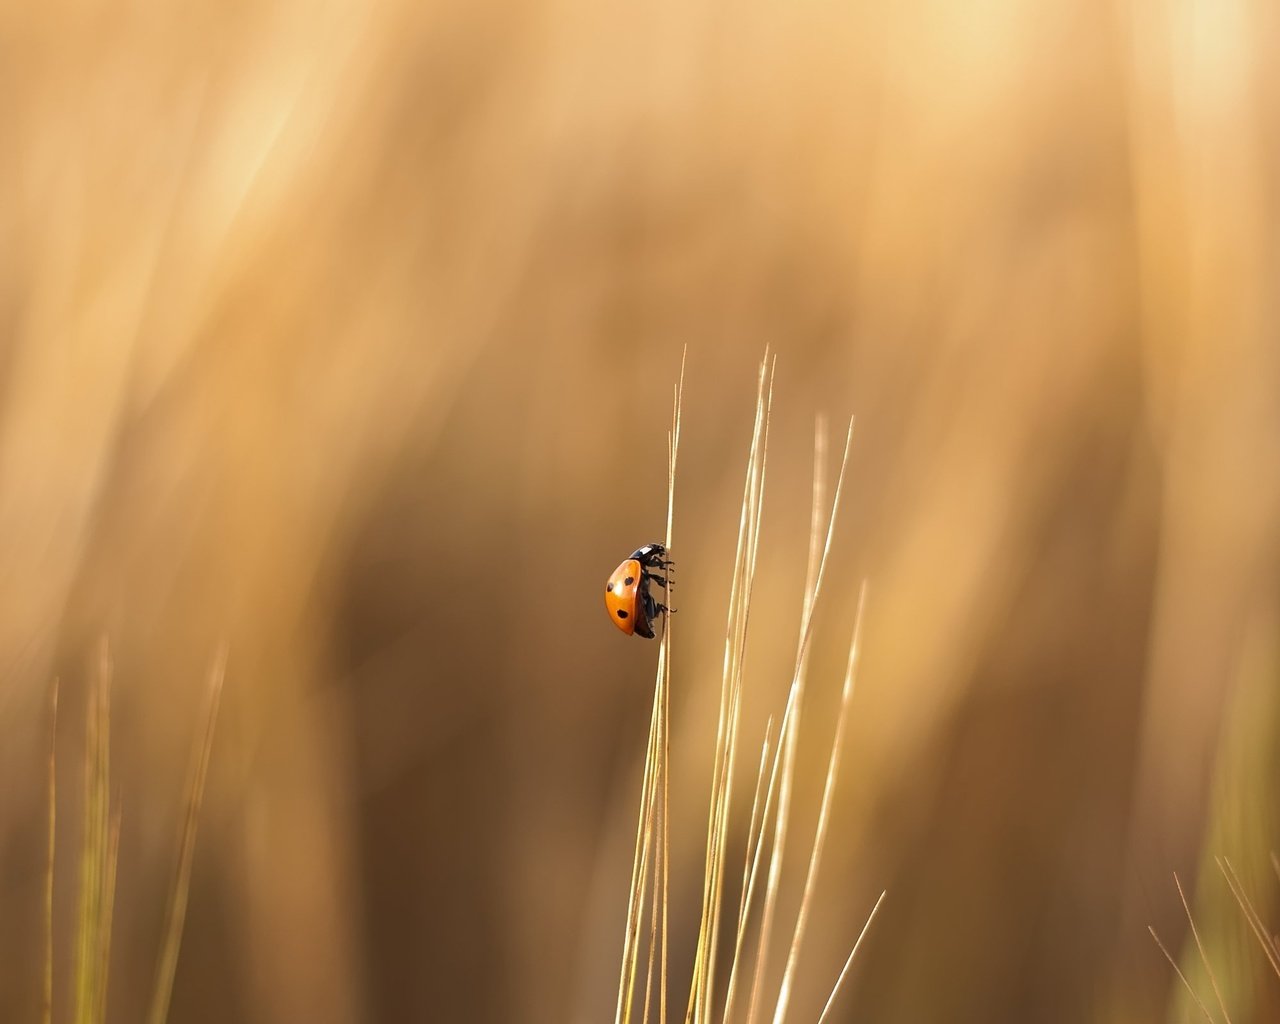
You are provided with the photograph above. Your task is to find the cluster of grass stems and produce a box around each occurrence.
[615,353,885,1024]
[42,642,224,1024]
[1150,857,1280,1024]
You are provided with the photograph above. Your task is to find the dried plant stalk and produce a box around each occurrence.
[148,647,228,1024]
[617,350,684,1024]
[619,356,882,1024]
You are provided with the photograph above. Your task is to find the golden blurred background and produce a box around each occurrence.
[1,0,1277,1021]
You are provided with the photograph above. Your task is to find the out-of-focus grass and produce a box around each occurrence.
[1151,861,1280,1024]
[39,647,223,1024]
[0,1,1277,1022]
[147,648,226,1024]
[72,643,119,1024]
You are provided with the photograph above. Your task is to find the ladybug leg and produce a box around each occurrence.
[645,591,675,617]
[643,571,672,589]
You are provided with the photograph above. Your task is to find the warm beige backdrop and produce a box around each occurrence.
[0,0,1277,1021]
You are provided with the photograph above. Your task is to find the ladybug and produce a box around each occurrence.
[604,543,674,638]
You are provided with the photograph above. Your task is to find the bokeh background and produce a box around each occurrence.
[1,0,1278,1021]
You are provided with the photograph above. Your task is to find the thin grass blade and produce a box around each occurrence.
[618,354,684,1024]
[815,890,886,1024]
[44,679,59,1024]
[745,418,854,1024]
[771,582,867,1024]
[1217,857,1280,979]
[74,640,115,1024]
[687,355,772,1023]
[148,647,227,1024]
[1149,926,1217,1024]
[1174,873,1231,1024]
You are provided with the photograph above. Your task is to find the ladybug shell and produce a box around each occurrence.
[605,558,645,636]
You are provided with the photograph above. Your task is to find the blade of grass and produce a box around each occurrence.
[1217,857,1280,979]
[75,640,115,1024]
[685,356,762,1019]
[736,421,823,1024]
[666,347,685,551]
[654,673,672,1024]
[148,647,227,1024]
[688,355,773,1023]
[745,418,854,1024]
[771,582,868,1024]
[617,350,685,1024]
[799,418,828,658]
[642,371,684,1024]
[736,719,775,934]
[641,782,664,1024]
[1149,926,1217,1024]
[814,890,886,1024]
[95,809,122,1023]
[617,653,668,1024]
[704,359,774,1018]
[660,347,685,1024]
[44,678,59,1024]
[721,703,792,1024]
[1174,873,1231,1024]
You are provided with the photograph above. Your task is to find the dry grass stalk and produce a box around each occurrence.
[743,418,855,1024]
[618,354,883,1024]
[815,890,886,1024]
[736,719,776,936]
[74,640,117,1024]
[771,581,868,1024]
[96,812,122,1023]
[1148,925,1218,1024]
[148,646,228,1024]
[658,356,684,1022]
[45,644,225,1024]
[1148,870,1230,1024]
[1217,857,1280,980]
[721,707,789,1024]
[616,651,668,1024]
[1150,859,1280,1022]
[616,350,685,1024]
[1174,873,1232,1024]
[44,679,59,1024]
[688,356,773,1024]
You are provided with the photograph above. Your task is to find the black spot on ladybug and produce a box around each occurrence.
[606,583,614,592]
[624,576,635,586]
[617,609,629,619]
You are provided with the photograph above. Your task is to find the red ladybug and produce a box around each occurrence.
[604,543,674,638]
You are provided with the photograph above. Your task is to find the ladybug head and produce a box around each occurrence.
[629,543,668,568]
